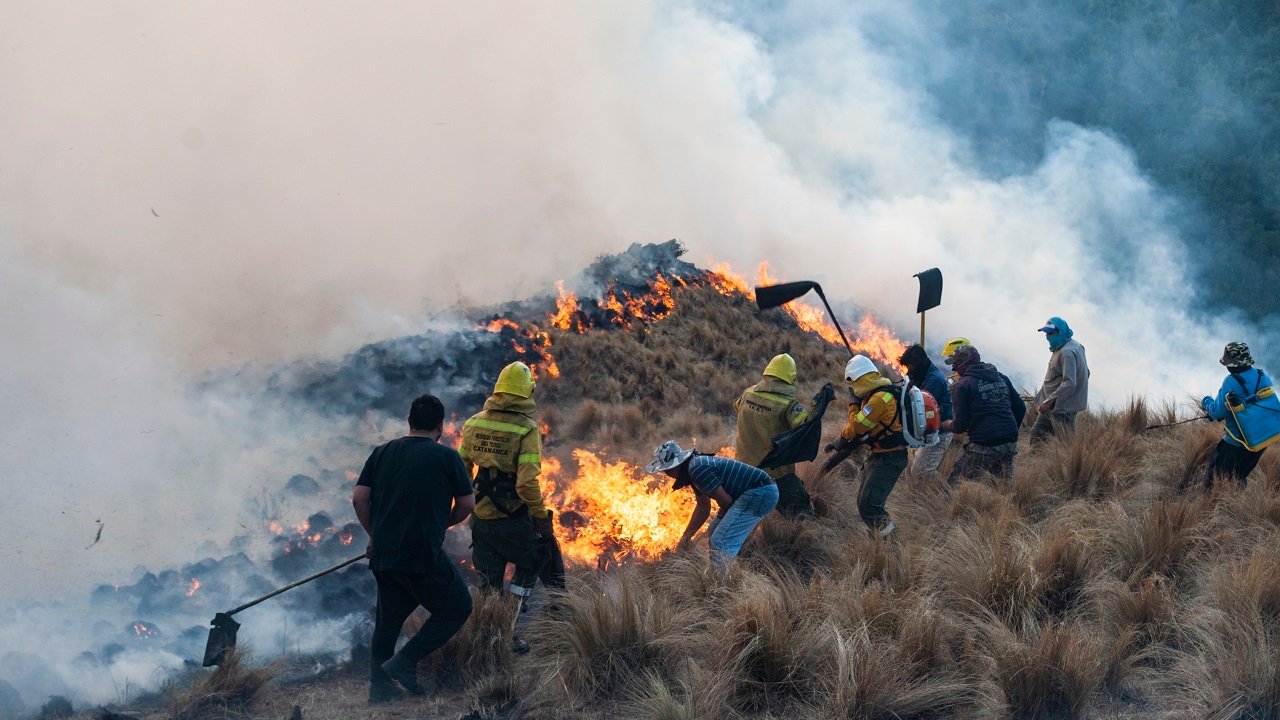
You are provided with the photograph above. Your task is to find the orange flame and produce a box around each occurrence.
[480,317,561,381]
[540,450,694,564]
[185,578,201,598]
[550,281,583,332]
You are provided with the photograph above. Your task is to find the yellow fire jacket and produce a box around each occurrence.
[458,393,548,520]
[841,375,905,453]
[734,377,809,478]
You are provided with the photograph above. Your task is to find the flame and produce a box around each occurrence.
[600,273,683,328]
[132,623,159,640]
[185,578,201,598]
[541,450,694,564]
[267,521,284,535]
[345,470,359,482]
[480,317,561,381]
[550,281,583,332]
[338,529,354,546]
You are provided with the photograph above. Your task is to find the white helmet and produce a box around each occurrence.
[844,355,878,382]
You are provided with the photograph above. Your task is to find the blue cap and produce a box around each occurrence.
[1037,322,1057,333]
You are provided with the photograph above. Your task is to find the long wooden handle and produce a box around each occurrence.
[227,554,366,616]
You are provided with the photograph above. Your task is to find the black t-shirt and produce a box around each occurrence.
[356,436,472,575]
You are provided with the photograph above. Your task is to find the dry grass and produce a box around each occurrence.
[165,649,278,720]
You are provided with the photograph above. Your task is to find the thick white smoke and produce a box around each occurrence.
[0,0,1265,708]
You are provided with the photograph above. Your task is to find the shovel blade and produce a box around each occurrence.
[755,281,819,311]
[914,268,943,313]
[201,612,240,667]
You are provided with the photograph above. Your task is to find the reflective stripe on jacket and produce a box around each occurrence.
[459,392,547,520]
[841,380,905,452]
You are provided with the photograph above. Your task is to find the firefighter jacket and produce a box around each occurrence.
[734,377,809,479]
[459,392,548,521]
[841,375,906,453]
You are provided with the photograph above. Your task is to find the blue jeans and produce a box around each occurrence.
[709,483,779,574]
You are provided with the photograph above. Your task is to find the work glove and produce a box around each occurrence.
[533,511,555,538]
[813,383,835,406]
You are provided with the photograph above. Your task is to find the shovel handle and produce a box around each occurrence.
[227,553,366,616]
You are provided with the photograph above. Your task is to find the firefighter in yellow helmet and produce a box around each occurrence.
[734,353,813,516]
[941,337,971,385]
[824,355,908,537]
[458,361,561,654]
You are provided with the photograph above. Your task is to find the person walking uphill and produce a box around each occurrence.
[648,442,778,575]
[351,393,476,704]
[899,344,953,477]
[942,345,1026,484]
[459,361,562,654]
[1201,342,1280,488]
[734,353,814,516]
[825,355,908,537]
[1032,317,1089,443]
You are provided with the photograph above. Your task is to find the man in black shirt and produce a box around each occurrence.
[352,393,476,703]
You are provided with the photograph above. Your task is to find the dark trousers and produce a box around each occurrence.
[774,472,814,517]
[1030,412,1077,443]
[1204,440,1265,489]
[858,450,908,529]
[947,446,1015,485]
[471,515,548,592]
[370,567,472,686]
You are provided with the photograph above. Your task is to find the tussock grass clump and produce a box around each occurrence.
[988,619,1106,720]
[1108,495,1209,587]
[415,587,515,688]
[523,567,699,710]
[166,649,278,720]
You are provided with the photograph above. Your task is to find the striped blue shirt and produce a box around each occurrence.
[688,455,772,500]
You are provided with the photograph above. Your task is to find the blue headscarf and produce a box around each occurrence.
[1041,316,1073,351]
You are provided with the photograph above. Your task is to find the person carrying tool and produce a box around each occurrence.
[649,441,779,575]
[899,344,953,477]
[1031,317,1089,443]
[1201,342,1279,488]
[458,361,560,655]
[733,353,814,516]
[351,393,476,703]
[824,355,908,537]
[941,345,1026,484]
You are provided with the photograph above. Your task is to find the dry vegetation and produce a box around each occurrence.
[98,284,1280,719]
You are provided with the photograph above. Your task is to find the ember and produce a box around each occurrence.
[185,578,201,598]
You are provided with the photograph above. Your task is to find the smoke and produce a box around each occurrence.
[0,0,1274,708]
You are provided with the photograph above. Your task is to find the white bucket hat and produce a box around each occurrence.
[645,440,694,474]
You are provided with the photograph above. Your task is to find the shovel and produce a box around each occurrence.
[755,281,855,356]
[202,553,366,666]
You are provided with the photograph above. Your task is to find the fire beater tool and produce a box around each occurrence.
[754,281,855,356]
[202,553,366,667]
[913,268,943,348]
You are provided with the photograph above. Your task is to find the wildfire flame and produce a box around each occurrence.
[132,622,159,640]
[185,578,201,598]
[541,450,694,564]
[550,281,583,332]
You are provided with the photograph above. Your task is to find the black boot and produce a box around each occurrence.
[380,655,425,695]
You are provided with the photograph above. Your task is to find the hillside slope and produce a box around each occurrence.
[67,243,1280,720]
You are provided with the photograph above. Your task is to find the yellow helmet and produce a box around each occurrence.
[762,353,797,384]
[941,337,971,359]
[493,361,535,398]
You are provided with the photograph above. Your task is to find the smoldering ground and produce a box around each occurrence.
[0,0,1277,709]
